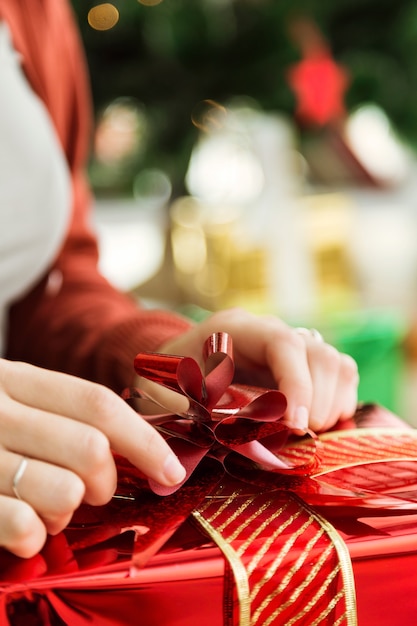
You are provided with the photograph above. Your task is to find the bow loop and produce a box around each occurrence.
[129,333,317,495]
[134,353,205,403]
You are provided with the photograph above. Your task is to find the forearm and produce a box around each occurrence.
[5,260,192,393]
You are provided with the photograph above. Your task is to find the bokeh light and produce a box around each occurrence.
[170,197,208,275]
[88,4,119,31]
[191,100,228,133]
[94,98,147,165]
[345,103,411,185]
[133,168,172,210]
[186,106,265,206]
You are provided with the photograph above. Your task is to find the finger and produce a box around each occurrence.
[303,341,341,431]
[201,311,357,432]
[318,354,359,431]
[159,308,280,371]
[265,331,313,432]
[0,451,84,534]
[0,396,117,505]
[0,495,47,558]
[0,360,186,488]
[302,341,359,431]
[161,309,315,431]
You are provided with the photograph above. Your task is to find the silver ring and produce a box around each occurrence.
[295,327,324,342]
[12,457,28,500]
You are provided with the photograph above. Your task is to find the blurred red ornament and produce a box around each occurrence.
[287,16,350,127]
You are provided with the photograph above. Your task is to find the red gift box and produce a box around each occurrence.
[1,334,417,625]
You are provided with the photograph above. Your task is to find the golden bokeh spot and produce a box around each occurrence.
[191,100,228,133]
[88,4,119,31]
[138,0,164,6]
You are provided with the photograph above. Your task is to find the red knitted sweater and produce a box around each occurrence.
[1,0,191,392]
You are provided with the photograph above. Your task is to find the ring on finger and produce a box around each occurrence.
[295,327,324,342]
[12,457,28,501]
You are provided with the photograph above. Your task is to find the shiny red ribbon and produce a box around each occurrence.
[126,332,319,495]
[2,333,417,626]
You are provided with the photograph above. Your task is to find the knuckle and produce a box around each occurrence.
[265,322,302,352]
[7,501,41,545]
[0,403,12,427]
[340,354,359,383]
[80,427,111,471]
[45,512,74,537]
[319,343,341,369]
[279,329,306,352]
[76,428,116,505]
[1,499,51,558]
[49,471,85,513]
[84,383,119,422]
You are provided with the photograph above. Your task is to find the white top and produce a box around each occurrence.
[0,21,71,355]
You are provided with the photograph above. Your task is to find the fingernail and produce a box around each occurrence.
[292,406,309,433]
[163,453,186,485]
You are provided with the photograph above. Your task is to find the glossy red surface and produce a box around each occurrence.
[1,334,417,625]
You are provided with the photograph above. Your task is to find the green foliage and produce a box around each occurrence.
[73,0,417,194]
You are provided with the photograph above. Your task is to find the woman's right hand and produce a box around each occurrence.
[0,359,186,558]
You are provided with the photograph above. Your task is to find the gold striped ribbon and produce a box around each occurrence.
[193,428,417,625]
[194,489,356,626]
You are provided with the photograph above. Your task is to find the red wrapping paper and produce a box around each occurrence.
[1,333,417,625]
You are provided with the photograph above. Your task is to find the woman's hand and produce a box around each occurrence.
[0,359,186,558]
[156,308,359,434]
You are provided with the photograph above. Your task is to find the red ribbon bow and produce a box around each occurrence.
[126,332,318,495]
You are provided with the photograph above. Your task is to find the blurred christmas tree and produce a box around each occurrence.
[72,0,417,195]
